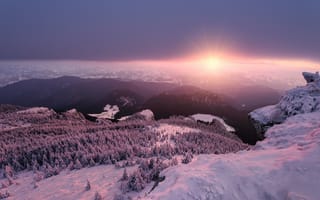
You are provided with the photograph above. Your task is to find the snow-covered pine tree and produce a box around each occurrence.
[120,168,128,181]
[94,191,102,200]
[85,179,91,191]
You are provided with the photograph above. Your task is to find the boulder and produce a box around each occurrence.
[302,71,319,83]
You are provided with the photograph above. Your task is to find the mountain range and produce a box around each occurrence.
[0,76,281,144]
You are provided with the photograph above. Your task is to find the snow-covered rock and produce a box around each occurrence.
[249,71,320,137]
[139,109,154,121]
[63,108,86,120]
[302,71,319,83]
[191,113,235,132]
[89,104,120,119]
[119,109,154,121]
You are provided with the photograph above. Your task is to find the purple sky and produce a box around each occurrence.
[0,0,320,61]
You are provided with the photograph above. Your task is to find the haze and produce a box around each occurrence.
[0,0,319,90]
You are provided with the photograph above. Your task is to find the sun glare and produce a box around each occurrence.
[201,56,222,71]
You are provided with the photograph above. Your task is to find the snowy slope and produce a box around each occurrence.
[2,72,319,200]
[145,112,320,200]
[1,165,136,200]
[145,72,320,200]
[249,72,320,136]
[2,110,319,200]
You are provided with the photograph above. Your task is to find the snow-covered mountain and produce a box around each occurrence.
[0,105,246,199]
[145,72,320,200]
[1,72,319,200]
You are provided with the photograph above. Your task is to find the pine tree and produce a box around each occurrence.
[94,191,102,200]
[127,170,145,192]
[120,168,128,181]
[85,179,91,191]
[74,159,82,170]
[182,152,193,164]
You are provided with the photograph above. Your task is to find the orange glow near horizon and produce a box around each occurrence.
[109,53,318,78]
[31,48,316,77]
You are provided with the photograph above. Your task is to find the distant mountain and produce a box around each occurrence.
[0,77,277,144]
[227,85,281,111]
[0,76,176,115]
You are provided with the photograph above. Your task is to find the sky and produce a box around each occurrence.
[0,0,320,63]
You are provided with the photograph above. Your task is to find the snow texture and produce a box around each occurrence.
[145,111,320,200]
[17,107,53,114]
[145,73,320,200]
[191,113,235,132]
[89,104,120,119]
[250,72,320,128]
[139,109,154,121]
[119,109,154,121]
[151,123,201,147]
[1,165,136,200]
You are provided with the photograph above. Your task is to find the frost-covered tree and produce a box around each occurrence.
[74,159,82,170]
[4,165,14,179]
[182,152,193,164]
[94,191,102,200]
[0,190,10,199]
[171,157,179,166]
[85,179,91,191]
[126,170,145,192]
[120,168,128,181]
[113,193,131,200]
[0,109,247,181]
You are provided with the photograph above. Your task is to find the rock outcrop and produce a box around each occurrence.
[302,71,319,83]
[249,71,320,137]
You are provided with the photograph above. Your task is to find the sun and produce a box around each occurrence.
[201,56,222,72]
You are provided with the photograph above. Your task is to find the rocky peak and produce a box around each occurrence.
[249,72,320,137]
[302,71,320,84]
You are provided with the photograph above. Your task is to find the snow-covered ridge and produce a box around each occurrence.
[250,71,320,137]
[0,105,247,199]
[145,73,320,200]
[146,112,320,200]
[16,107,53,114]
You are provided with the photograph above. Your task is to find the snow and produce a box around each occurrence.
[139,109,154,121]
[151,123,201,137]
[146,75,320,200]
[0,121,31,131]
[3,72,320,200]
[119,109,154,121]
[249,105,284,125]
[150,123,201,147]
[1,165,136,200]
[191,114,235,132]
[250,72,320,127]
[5,107,320,200]
[17,107,52,114]
[89,104,119,119]
[145,112,320,200]
[66,108,78,114]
